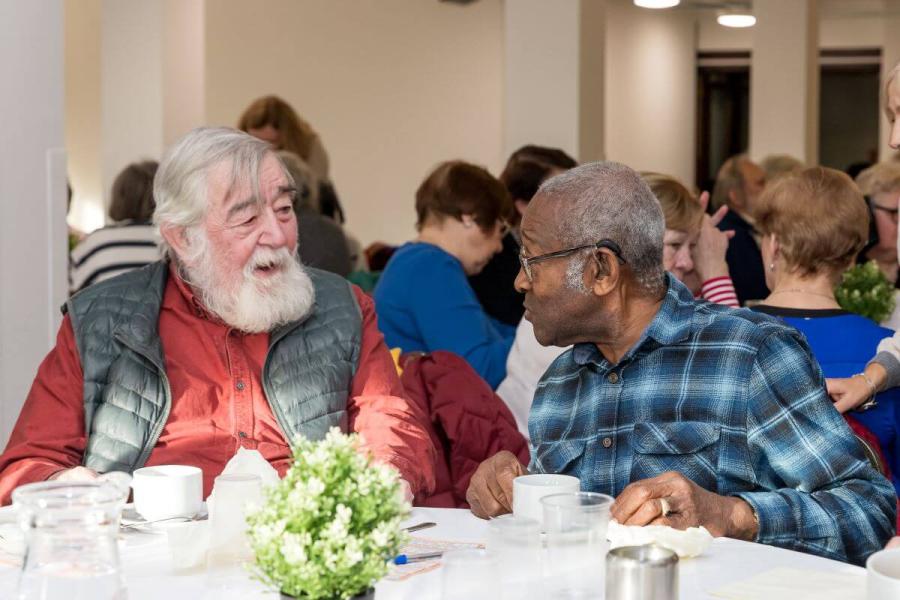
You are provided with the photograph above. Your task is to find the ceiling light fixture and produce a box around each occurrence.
[634,0,681,8]
[717,12,757,28]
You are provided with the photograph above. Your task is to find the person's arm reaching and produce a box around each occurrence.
[735,331,896,565]
[346,287,436,499]
[0,316,89,504]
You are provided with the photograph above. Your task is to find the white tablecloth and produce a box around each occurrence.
[0,506,865,599]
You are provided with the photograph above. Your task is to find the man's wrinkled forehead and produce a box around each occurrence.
[207,153,284,211]
[521,191,565,251]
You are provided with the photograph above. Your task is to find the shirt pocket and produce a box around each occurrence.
[531,437,589,479]
[631,422,721,492]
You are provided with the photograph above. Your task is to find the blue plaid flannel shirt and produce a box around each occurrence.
[529,275,896,565]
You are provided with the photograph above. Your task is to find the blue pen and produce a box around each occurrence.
[394,551,443,565]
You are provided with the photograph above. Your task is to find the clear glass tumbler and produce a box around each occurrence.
[13,480,129,600]
[486,515,544,600]
[541,491,614,600]
[440,549,500,600]
[206,473,262,572]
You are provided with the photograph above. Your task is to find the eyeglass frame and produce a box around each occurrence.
[518,239,626,282]
[870,198,900,223]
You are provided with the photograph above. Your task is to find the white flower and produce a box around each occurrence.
[281,532,308,565]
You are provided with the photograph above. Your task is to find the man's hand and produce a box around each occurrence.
[887,536,900,549]
[610,471,758,540]
[826,363,886,413]
[465,451,528,519]
[693,193,734,283]
[48,466,99,482]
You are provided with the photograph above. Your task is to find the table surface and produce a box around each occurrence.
[0,506,865,599]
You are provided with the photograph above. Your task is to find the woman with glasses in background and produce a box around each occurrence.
[856,161,900,285]
[374,161,515,389]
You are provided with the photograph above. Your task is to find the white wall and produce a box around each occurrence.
[0,0,68,447]
[504,0,581,159]
[65,0,103,233]
[604,0,696,186]
[162,0,205,147]
[205,0,505,247]
[101,0,166,216]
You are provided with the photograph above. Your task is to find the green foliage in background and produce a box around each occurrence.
[835,261,896,323]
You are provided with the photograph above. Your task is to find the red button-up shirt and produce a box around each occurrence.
[0,267,435,503]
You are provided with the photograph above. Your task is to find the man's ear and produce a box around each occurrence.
[589,249,621,297]
[160,224,191,263]
[514,199,529,218]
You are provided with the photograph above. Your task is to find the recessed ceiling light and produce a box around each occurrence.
[634,0,681,8]
[717,13,757,27]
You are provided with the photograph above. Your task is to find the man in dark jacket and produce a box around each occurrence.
[712,154,767,305]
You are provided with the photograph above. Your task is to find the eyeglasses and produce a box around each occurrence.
[518,239,626,282]
[872,201,900,223]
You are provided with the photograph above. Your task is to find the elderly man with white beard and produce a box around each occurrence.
[0,127,436,503]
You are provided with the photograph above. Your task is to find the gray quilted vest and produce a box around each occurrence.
[64,261,362,473]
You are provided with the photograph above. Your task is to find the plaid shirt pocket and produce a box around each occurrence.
[631,422,721,491]
[531,437,592,478]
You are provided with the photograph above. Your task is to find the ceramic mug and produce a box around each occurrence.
[132,464,203,522]
[868,548,900,599]
[512,474,580,526]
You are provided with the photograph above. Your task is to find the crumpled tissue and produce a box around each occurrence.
[607,519,713,558]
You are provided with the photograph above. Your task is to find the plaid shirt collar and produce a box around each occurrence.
[572,274,696,368]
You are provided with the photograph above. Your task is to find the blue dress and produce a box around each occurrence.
[753,305,900,496]
[373,242,515,389]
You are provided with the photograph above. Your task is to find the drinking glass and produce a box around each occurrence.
[13,479,129,600]
[440,549,500,600]
[206,473,263,569]
[541,492,614,600]
[487,515,544,600]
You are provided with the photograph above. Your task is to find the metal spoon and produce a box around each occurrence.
[403,521,436,533]
[121,513,207,531]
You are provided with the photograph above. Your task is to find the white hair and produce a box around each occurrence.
[181,227,315,333]
[153,126,275,258]
[538,161,665,294]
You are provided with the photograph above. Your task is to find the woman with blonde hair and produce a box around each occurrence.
[856,161,900,283]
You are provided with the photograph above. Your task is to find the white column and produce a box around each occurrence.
[603,0,696,186]
[880,0,900,160]
[750,0,819,164]
[0,0,67,446]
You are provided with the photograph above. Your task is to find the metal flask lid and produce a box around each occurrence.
[605,544,679,600]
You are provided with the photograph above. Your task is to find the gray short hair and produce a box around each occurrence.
[153,126,275,258]
[538,161,665,294]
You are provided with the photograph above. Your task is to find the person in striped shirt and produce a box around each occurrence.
[69,161,162,292]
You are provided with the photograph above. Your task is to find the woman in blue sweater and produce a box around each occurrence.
[374,161,515,389]
[750,167,900,496]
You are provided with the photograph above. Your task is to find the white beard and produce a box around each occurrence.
[181,232,315,333]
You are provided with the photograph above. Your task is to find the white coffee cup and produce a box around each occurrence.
[868,548,900,599]
[512,474,580,526]
[132,464,203,522]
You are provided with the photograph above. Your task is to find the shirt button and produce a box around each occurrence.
[238,431,248,439]
[602,437,613,448]
[608,372,619,384]
[236,380,245,391]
